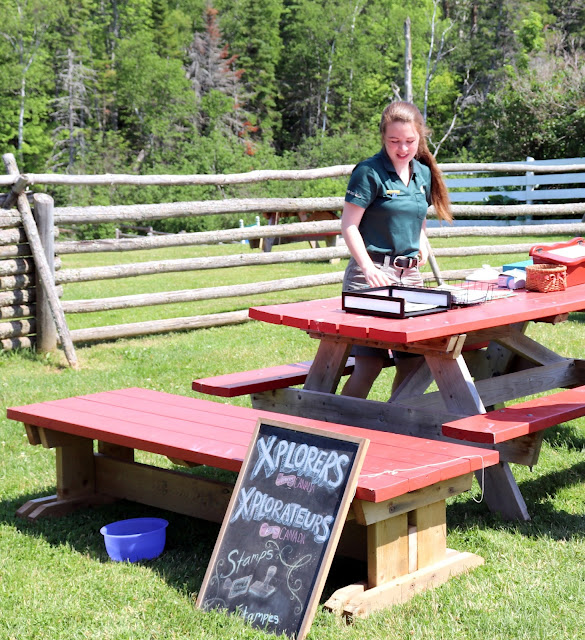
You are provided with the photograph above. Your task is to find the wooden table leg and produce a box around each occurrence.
[304,338,352,393]
[16,427,111,520]
[475,462,530,521]
[324,475,484,618]
[425,353,486,415]
[426,354,532,521]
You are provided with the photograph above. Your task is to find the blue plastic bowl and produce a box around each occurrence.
[100,517,169,562]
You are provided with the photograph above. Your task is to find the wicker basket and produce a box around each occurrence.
[525,263,567,292]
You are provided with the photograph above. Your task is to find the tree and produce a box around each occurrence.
[0,0,63,165]
[216,0,283,141]
[277,0,378,147]
[185,5,252,145]
[151,0,182,58]
[50,48,96,171]
[473,34,585,160]
[548,0,585,41]
[116,30,197,161]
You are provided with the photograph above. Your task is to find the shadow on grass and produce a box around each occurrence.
[0,346,69,370]
[543,422,585,450]
[2,456,584,605]
[0,492,220,597]
[567,311,585,324]
[0,489,368,605]
[448,459,585,540]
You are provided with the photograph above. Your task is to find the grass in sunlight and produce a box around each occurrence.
[0,233,583,639]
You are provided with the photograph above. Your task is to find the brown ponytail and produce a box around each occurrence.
[379,102,453,223]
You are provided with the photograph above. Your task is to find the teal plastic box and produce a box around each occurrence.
[502,259,532,272]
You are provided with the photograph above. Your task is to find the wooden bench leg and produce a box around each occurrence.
[17,430,112,521]
[475,462,530,521]
[324,490,484,618]
[98,441,134,461]
[496,431,545,467]
[410,501,447,569]
[367,513,409,587]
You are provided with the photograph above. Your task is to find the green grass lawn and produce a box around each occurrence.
[59,234,571,330]
[1,235,584,639]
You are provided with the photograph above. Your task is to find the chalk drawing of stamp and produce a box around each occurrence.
[223,575,253,598]
[249,566,277,598]
[223,566,278,600]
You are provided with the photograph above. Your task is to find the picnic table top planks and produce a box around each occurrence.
[7,387,498,504]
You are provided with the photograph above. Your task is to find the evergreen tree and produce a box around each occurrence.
[185,5,253,147]
[151,0,182,58]
[0,0,63,167]
[50,48,96,171]
[216,0,283,141]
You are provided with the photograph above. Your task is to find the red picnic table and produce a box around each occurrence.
[8,388,498,616]
[248,283,585,521]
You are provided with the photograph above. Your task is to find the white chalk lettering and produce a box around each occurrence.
[238,606,279,627]
[230,485,333,543]
[223,547,275,578]
[251,435,278,479]
[250,435,350,490]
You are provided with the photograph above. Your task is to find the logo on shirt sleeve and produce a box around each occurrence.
[346,189,364,199]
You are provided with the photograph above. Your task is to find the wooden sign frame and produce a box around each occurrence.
[196,417,368,639]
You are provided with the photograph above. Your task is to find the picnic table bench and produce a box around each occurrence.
[7,387,498,617]
[192,358,360,397]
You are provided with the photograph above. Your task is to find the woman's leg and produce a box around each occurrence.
[341,258,423,399]
[391,355,423,394]
[341,354,387,399]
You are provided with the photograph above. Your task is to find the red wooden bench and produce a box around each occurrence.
[193,357,368,397]
[443,385,585,444]
[441,385,585,521]
[191,342,488,399]
[8,387,497,618]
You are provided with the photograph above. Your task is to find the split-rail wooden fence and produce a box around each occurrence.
[1,152,585,367]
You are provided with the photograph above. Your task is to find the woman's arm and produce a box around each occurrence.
[341,202,392,287]
[418,226,429,266]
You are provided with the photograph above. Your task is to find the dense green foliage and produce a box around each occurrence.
[0,0,584,202]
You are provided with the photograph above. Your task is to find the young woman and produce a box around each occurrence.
[341,101,452,398]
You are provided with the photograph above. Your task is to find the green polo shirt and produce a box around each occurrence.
[345,149,431,256]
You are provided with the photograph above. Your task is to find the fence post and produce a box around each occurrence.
[3,153,78,368]
[33,193,58,353]
[525,156,535,206]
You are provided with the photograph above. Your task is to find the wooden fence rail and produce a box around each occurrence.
[52,219,585,256]
[2,159,585,363]
[50,200,585,225]
[0,160,584,189]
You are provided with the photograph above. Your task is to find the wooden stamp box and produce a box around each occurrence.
[530,237,585,286]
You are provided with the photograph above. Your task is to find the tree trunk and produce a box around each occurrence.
[18,74,26,161]
[404,17,413,103]
[322,39,336,133]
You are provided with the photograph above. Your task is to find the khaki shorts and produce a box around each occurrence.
[342,256,423,291]
[342,256,423,361]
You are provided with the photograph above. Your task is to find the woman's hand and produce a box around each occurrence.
[342,201,393,288]
[362,263,392,288]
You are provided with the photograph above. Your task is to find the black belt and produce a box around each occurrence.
[369,252,419,269]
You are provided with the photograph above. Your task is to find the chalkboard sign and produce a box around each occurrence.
[196,417,368,639]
